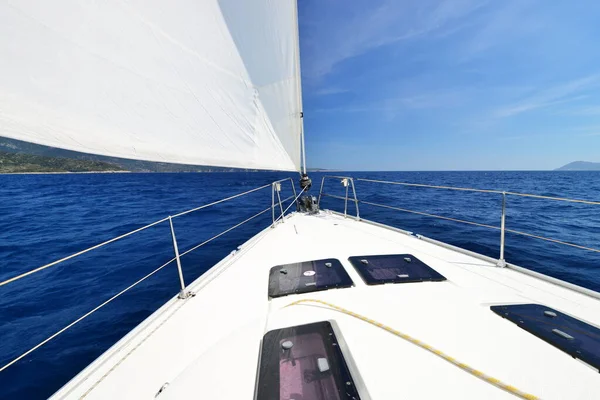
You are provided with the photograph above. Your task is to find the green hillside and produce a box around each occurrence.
[0,137,254,172]
[0,151,124,173]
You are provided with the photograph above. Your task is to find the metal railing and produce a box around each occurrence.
[319,176,600,268]
[0,177,300,373]
[317,176,360,220]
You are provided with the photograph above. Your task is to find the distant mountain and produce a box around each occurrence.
[555,161,600,171]
[306,168,333,172]
[0,137,254,172]
[0,151,124,173]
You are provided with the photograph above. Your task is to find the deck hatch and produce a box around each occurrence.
[256,321,361,400]
[491,304,600,370]
[268,258,353,298]
[348,254,446,285]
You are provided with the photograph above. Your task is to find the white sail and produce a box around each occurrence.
[0,0,303,171]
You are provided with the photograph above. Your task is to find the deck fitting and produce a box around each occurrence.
[178,290,194,300]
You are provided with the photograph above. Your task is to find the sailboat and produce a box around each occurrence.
[1,1,599,399]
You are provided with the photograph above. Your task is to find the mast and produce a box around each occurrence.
[293,0,307,176]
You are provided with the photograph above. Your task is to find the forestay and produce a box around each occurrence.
[0,0,303,171]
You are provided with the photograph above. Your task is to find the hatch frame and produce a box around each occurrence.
[491,303,600,371]
[255,320,367,400]
[268,258,354,298]
[348,254,446,285]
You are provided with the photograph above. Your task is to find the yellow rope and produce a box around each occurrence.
[286,299,539,400]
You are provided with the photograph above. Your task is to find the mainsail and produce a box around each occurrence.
[0,0,304,171]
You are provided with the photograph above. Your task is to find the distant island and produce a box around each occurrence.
[555,161,600,171]
[0,151,124,173]
[307,168,333,172]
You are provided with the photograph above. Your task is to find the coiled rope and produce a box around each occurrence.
[286,299,539,400]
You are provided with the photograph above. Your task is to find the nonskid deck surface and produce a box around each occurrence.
[51,211,600,400]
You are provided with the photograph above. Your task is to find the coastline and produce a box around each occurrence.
[0,170,131,175]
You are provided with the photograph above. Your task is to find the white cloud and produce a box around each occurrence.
[312,87,351,96]
[313,89,466,117]
[302,0,485,80]
[457,1,544,61]
[565,105,600,116]
[493,75,600,118]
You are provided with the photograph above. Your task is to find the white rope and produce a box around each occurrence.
[0,181,278,288]
[505,228,600,254]
[356,178,503,194]
[274,186,307,224]
[0,257,177,373]
[0,217,169,288]
[359,200,499,230]
[504,191,600,205]
[0,197,293,373]
[360,200,600,254]
[179,198,292,258]
[171,182,273,218]
[356,178,600,205]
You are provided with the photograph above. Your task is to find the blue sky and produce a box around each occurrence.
[298,0,600,170]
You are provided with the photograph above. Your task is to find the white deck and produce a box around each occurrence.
[51,211,600,400]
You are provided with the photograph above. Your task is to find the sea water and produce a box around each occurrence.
[1,171,599,398]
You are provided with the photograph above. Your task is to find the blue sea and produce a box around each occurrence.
[1,171,599,399]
